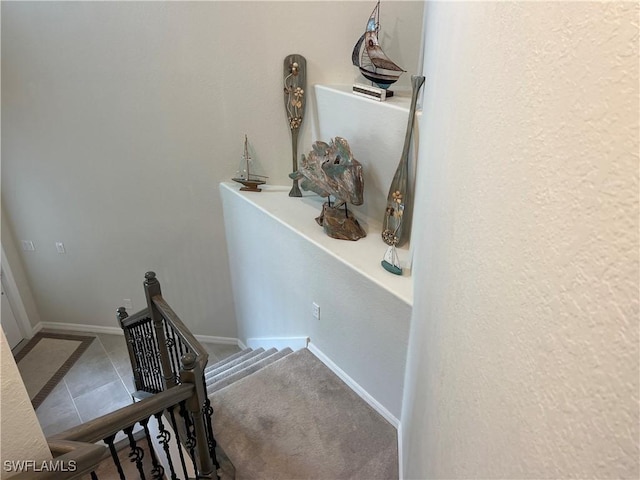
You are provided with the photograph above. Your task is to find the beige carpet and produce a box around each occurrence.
[15,332,94,409]
[210,348,398,480]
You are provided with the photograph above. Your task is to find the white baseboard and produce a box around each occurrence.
[307,342,402,480]
[246,336,309,351]
[36,323,243,349]
[194,334,243,347]
[31,322,43,336]
[35,322,124,336]
[307,342,399,429]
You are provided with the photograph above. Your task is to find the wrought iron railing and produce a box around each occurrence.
[12,272,220,479]
[118,272,210,394]
[118,308,162,394]
[118,271,218,478]
[12,382,213,479]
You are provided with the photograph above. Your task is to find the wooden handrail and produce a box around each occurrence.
[152,295,208,369]
[118,307,150,329]
[51,384,194,444]
[9,441,107,480]
[9,384,193,479]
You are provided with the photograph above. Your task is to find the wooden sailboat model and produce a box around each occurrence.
[352,0,405,92]
[232,135,267,192]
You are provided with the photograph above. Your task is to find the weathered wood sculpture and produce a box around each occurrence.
[294,137,366,241]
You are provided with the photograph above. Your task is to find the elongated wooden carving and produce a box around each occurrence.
[284,54,307,197]
[381,75,425,274]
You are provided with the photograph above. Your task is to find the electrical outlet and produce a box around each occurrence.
[312,302,320,320]
[55,242,66,254]
[21,240,35,251]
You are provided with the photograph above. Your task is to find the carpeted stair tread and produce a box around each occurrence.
[205,348,277,385]
[205,348,264,379]
[205,348,254,374]
[205,348,261,377]
[207,348,278,386]
[207,348,293,395]
[209,348,398,480]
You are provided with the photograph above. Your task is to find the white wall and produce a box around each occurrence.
[0,332,51,476]
[402,2,639,478]
[1,205,42,335]
[220,183,412,420]
[1,1,423,336]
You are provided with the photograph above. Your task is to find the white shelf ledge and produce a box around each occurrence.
[220,182,413,306]
[315,84,420,113]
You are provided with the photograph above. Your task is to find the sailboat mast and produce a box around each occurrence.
[244,134,250,179]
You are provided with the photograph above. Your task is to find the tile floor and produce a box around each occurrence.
[31,330,241,437]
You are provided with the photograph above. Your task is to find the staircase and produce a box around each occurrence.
[116,273,398,480]
[204,347,399,480]
[205,347,293,396]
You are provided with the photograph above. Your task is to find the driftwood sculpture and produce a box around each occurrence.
[292,137,366,241]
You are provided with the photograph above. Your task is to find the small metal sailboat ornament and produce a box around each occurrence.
[232,135,267,192]
[381,75,425,275]
[352,0,405,100]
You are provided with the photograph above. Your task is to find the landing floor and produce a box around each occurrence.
[19,330,240,437]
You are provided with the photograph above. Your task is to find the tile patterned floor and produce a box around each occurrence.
[32,330,241,437]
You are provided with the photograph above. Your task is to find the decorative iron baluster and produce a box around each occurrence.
[124,425,146,479]
[179,400,200,477]
[172,327,186,366]
[118,307,143,392]
[154,410,179,480]
[164,319,182,385]
[143,319,162,392]
[181,352,217,479]
[133,321,156,393]
[134,323,154,392]
[104,434,126,480]
[176,328,186,360]
[168,404,190,480]
[140,417,165,480]
[134,323,148,390]
[90,471,99,480]
[203,395,220,470]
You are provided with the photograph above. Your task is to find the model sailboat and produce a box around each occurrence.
[232,135,267,192]
[352,0,405,92]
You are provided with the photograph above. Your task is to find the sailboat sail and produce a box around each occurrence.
[232,135,267,192]
[352,1,405,89]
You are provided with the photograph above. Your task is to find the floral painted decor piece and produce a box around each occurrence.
[381,75,425,275]
[284,54,307,197]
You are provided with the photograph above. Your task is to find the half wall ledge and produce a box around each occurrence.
[219,181,413,307]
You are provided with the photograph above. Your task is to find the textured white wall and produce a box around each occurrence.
[0,2,423,336]
[0,332,51,475]
[402,2,639,478]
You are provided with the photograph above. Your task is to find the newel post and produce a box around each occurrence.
[144,271,177,390]
[181,352,216,479]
